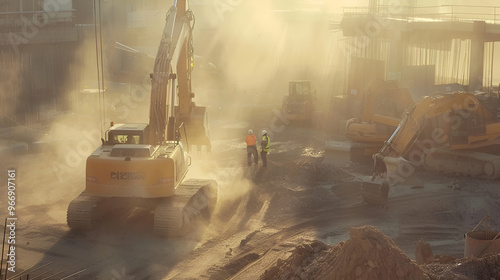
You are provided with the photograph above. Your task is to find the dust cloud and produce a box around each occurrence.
[190,0,343,125]
[0,58,21,132]
[187,152,254,217]
[2,0,342,231]
[0,16,155,225]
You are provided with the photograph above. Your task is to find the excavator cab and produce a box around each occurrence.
[290,80,311,97]
[106,123,149,145]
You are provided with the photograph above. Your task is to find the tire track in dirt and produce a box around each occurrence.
[209,185,480,279]
[162,189,377,279]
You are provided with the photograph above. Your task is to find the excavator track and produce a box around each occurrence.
[67,192,103,231]
[154,179,218,237]
[425,149,500,179]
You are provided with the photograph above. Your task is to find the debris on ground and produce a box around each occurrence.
[416,240,435,265]
[261,225,429,280]
[261,225,500,280]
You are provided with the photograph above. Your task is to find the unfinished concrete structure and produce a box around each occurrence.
[339,4,500,96]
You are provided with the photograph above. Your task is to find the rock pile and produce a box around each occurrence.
[422,253,500,280]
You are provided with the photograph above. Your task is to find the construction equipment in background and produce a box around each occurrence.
[324,80,413,165]
[67,0,217,236]
[282,80,314,123]
[345,80,414,161]
[364,91,500,205]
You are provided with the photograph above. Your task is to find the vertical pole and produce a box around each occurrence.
[490,42,494,92]
[469,21,486,92]
[0,218,7,280]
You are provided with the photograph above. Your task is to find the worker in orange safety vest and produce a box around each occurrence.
[245,129,258,166]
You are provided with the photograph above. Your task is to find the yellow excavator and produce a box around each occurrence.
[364,91,500,205]
[345,79,414,161]
[325,80,413,164]
[67,0,217,236]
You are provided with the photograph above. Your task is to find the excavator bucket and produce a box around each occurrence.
[364,155,423,206]
[361,180,389,206]
[374,155,422,186]
[177,105,212,153]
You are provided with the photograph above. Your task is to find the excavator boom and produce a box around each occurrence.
[148,0,210,150]
[365,91,500,205]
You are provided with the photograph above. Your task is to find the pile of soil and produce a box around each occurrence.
[261,225,500,280]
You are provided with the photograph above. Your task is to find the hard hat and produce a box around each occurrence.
[248,129,253,135]
[262,130,267,135]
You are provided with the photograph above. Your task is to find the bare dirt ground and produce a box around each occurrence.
[1,105,500,279]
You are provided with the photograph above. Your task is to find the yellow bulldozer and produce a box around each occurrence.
[67,0,217,236]
[282,80,314,123]
[364,91,500,205]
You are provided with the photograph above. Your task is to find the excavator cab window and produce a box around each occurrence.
[290,82,310,96]
[106,124,149,145]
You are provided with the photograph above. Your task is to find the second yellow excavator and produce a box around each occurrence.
[364,91,500,205]
[67,0,216,236]
[325,79,413,164]
[345,79,414,161]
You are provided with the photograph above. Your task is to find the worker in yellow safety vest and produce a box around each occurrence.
[245,129,258,166]
[260,130,270,167]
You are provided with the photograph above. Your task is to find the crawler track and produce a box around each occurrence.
[66,192,104,231]
[426,150,500,179]
[154,179,218,236]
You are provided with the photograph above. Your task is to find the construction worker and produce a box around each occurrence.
[245,129,258,166]
[261,130,270,167]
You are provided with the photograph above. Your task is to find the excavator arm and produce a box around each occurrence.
[148,0,210,151]
[365,92,499,205]
[374,92,487,167]
[372,96,433,175]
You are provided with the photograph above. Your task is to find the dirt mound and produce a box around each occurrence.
[261,225,429,280]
